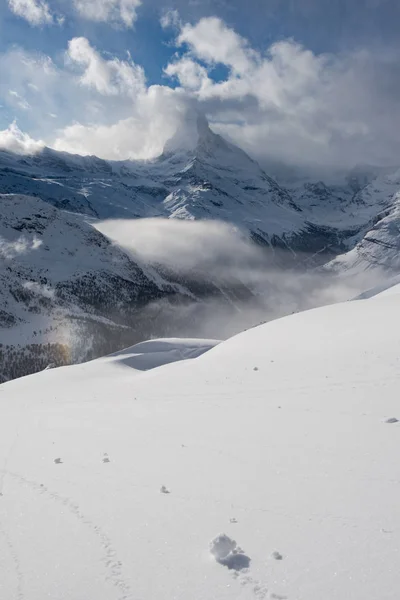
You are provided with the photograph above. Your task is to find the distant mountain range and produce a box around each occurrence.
[1,113,400,381]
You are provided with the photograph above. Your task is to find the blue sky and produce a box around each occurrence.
[1,0,400,169]
[1,1,399,82]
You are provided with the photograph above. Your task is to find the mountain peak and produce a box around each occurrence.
[162,110,213,155]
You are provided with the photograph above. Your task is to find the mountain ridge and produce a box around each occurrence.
[1,116,400,381]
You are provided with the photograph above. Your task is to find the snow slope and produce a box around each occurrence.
[93,337,221,372]
[1,292,399,600]
[355,274,400,299]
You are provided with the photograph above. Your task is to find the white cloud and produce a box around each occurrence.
[177,16,258,75]
[166,17,400,169]
[0,234,43,259]
[0,121,44,154]
[2,16,400,170]
[95,218,260,276]
[8,0,54,26]
[160,9,180,30]
[53,85,188,159]
[67,37,146,97]
[164,57,211,92]
[9,90,31,110]
[73,0,142,28]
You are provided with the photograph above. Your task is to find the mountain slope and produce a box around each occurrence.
[0,117,318,261]
[3,117,400,271]
[0,193,195,381]
[324,169,400,273]
[2,117,400,381]
[1,291,399,600]
[0,192,262,382]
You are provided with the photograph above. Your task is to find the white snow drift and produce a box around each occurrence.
[1,288,400,600]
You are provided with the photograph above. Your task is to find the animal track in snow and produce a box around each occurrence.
[210,534,250,570]
[0,521,24,599]
[234,571,269,599]
[210,534,286,599]
[3,470,132,600]
[385,417,399,424]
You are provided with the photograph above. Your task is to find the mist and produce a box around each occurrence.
[95,218,387,340]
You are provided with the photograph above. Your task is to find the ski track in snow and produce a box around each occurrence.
[2,470,132,600]
[0,521,24,600]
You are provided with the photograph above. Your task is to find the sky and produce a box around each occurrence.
[0,0,400,170]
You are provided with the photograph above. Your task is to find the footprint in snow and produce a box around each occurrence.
[103,453,110,463]
[210,535,285,599]
[271,551,283,560]
[385,417,399,424]
[210,534,250,570]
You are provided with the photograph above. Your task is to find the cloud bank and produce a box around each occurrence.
[95,218,263,276]
[94,217,387,339]
[1,13,400,169]
[0,121,44,154]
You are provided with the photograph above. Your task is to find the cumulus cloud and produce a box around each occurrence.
[177,16,258,75]
[2,14,400,169]
[73,0,142,28]
[53,84,188,159]
[8,0,54,26]
[0,121,44,154]
[66,37,146,97]
[164,58,211,92]
[166,16,400,169]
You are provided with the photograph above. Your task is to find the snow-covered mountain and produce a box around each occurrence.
[0,192,257,382]
[3,115,399,269]
[0,115,341,263]
[1,287,400,600]
[2,115,400,381]
[0,193,188,381]
[325,168,400,273]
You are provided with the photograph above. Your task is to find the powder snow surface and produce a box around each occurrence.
[1,296,400,600]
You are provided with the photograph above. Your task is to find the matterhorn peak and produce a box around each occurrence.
[162,110,214,155]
